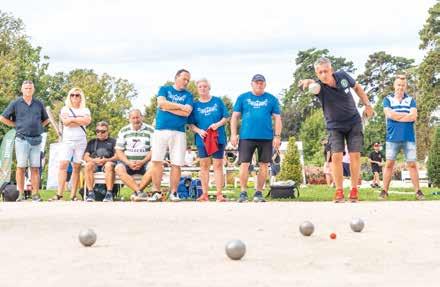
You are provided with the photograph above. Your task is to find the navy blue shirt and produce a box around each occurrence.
[2,96,49,137]
[316,70,361,129]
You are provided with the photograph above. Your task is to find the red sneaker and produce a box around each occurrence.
[334,189,345,203]
[216,193,226,202]
[349,187,359,202]
[197,193,209,202]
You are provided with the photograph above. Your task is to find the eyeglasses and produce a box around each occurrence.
[70,94,81,98]
[96,130,108,134]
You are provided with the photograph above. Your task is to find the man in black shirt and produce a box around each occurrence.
[368,142,383,188]
[83,121,117,201]
[299,57,373,203]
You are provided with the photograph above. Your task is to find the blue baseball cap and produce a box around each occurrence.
[251,74,266,82]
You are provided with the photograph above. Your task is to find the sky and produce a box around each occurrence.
[1,0,437,108]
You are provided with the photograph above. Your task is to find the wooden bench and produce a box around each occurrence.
[401,169,428,182]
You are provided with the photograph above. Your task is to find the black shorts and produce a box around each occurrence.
[238,139,272,163]
[116,161,147,175]
[371,165,382,173]
[329,123,363,153]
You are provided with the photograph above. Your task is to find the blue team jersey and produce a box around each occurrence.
[383,93,416,142]
[155,85,193,132]
[188,96,229,146]
[233,91,280,140]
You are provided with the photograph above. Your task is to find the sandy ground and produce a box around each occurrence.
[1,201,440,287]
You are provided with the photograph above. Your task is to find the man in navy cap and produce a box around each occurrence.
[231,74,282,202]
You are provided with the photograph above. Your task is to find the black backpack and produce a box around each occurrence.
[0,183,19,202]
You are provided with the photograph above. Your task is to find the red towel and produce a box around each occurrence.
[204,128,219,156]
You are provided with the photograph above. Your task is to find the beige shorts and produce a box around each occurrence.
[151,130,186,166]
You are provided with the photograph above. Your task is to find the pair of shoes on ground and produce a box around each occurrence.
[378,189,425,200]
[196,193,227,202]
[238,191,265,203]
[86,191,113,202]
[334,188,359,203]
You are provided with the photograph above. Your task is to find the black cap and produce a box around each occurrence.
[251,74,266,82]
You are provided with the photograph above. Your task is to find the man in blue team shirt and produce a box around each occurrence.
[299,57,374,203]
[150,69,193,202]
[231,74,282,203]
[380,75,424,200]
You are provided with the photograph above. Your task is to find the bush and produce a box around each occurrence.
[304,166,326,184]
[427,127,440,187]
[278,136,303,184]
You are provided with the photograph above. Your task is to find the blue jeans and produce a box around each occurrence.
[385,141,417,162]
[15,137,42,168]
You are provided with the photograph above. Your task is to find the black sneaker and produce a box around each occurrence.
[32,194,43,202]
[378,190,389,200]
[253,191,266,202]
[416,190,425,200]
[237,191,248,203]
[86,191,96,202]
[103,191,113,202]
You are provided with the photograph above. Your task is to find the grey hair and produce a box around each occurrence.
[314,57,332,69]
[128,108,143,117]
[22,80,34,86]
[96,121,109,128]
[196,78,211,89]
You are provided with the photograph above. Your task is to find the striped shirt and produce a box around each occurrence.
[383,93,416,142]
[115,123,154,160]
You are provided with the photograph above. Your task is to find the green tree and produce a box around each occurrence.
[281,48,355,138]
[278,136,303,183]
[427,127,440,187]
[299,110,326,165]
[45,69,136,143]
[417,1,440,160]
[0,11,49,139]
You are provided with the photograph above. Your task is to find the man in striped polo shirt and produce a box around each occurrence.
[115,109,155,201]
[380,75,424,200]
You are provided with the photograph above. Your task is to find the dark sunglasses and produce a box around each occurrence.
[96,129,108,134]
[70,94,81,98]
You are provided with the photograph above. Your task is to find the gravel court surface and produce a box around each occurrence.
[1,201,440,287]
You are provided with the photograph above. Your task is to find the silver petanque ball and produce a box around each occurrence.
[225,239,246,260]
[299,221,315,236]
[79,229,97,247]
[350,218,365,232]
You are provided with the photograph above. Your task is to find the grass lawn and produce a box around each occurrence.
[37,184,440,202]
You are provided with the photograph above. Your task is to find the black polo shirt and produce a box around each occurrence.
[316,70,361,130]
[369,151,383,168]
[1,96,49,137]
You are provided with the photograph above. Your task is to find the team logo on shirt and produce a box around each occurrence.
[197,104,218,116]
[167,91,186,103]
[341,79,349,89]
[246,99,268,108]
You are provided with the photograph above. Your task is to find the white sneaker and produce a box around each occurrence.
[147,192,162,202]
[169,192,181,202]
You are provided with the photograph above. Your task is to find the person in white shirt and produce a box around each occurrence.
[53,87,91,201]
[184,146,198,167]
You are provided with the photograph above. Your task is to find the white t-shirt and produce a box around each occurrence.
[60,106,91,141]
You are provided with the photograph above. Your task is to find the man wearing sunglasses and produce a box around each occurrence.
[83,121,117,202]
